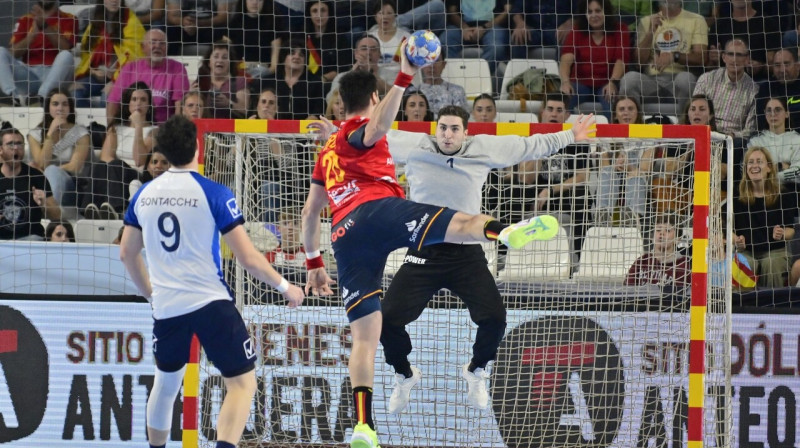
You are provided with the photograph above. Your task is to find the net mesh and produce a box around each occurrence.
[193,127,732,448]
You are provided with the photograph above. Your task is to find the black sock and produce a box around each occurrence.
[483,219,506,241]
[215,441,235,448]
[468,361,477,372]
[394,360,413,378]
[149,444,166,448]
[353,386,375,430]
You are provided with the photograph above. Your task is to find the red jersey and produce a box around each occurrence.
[11,11,78,66]
[311,116,405,225]
[561,23,630,89]
[624,253,690,287]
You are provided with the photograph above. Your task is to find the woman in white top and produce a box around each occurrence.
[28,88,91,213]
[100,81,155,170]
[368,0,410,82]
[748,97,800,183]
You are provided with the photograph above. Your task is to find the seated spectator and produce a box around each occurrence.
[417,52,469,119]
[107,29,190,125]
[73,0,146,107]
[265,208,305,267]
[611,95,644,125]
[757,48,800,131]
[625,213,690,287]
[178,90,207,119]
[165,0,235,55]
[125,0,166,28]
[595,143,647,217]
[396,0,447,34]
[196,39,249,119]
[101,81,156,170]
[327,35,392,104]
[510,0,578,58]
[559,0,630,119]
[368,0,411,85]
[443,0,510,76]
[129,148,170,197]
[303,0,348,83]
[45,219,75,242]
[0,127,61,240]
[471,94,497,122]
[0,1,77,105]
[397,90,434,122]
[324,88,346,121]
[227,0,286,79]
[258,38,325,120]
[680,94,715,128]
[249,86,278,120]
[28,89,91,219]
[748,98,800,184]
[693,38,758,138]
[707,0,781,81]
[733,146,798,288]
[618,0,707,113]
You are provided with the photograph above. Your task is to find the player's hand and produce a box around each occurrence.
[571,114,596,142]
[282,284,305,308]
[398,40,418,77]
[307,116,338,141]
[305,267,335,296]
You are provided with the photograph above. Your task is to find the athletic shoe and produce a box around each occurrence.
[83,203,102,220]
[461,363,490,409]
[351,423,380,448]
[388,366,421,413]
[100,202,120,220]
[497,215,559,249]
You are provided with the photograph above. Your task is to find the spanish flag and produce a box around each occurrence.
[731,253,757,289]
[307,35,322,75]
[392,36,408,63]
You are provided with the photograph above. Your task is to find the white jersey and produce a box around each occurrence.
[124,168,244,319]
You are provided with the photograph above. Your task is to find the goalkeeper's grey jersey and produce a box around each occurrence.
[386,130,575,215]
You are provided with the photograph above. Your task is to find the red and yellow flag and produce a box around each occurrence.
[307,35,322,74]
[732,253,757,289]
[392,36,408,63]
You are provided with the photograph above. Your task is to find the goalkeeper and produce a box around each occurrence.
[380,105,596,412]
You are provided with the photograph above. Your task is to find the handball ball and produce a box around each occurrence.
[404,30,442,67]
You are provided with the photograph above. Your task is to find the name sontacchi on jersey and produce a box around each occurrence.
[123,168,245,320]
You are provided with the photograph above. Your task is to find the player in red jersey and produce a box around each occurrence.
[301,42,595,448]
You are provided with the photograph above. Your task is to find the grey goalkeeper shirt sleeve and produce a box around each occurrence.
[387,129,575,215]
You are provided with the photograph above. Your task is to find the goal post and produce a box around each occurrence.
[189,119,732,448]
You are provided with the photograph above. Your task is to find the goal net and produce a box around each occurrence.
[195,120,732,448]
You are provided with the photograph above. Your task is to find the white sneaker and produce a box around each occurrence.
[461,363,489,409]
[388,366,421,413]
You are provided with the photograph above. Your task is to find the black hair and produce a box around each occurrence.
[437,105,470,128]
[45,220,76,242]
[40,88,77,131]
[0,127,23,141]
[371,0,398,15]
[118,81,153,125]
[339,70,377,114]
[398,90,434,121]
[573,0,618,32]
[472,93,496,108]
[305,0,336,33]
[155,115,197,166]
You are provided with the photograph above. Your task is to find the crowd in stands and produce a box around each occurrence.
[2,0,800,294]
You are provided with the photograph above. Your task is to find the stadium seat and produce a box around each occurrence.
[498,227,571,282]
[499,59,560,100]
[644,114,679,124]
[566,114,608,125]
[494,112,539,123]
[573,226,644,283]
[76,107,108,127]
[75,219,125,244]
[441,58,493,98]
[642,102,680,117]
[59,4,94,17]
[172,55,203,83]
[495,99,543,114]
[529,47,559,61]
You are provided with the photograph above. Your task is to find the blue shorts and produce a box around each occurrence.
[331,197,457,322]
[152,299,255,378]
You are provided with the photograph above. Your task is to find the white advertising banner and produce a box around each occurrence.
[0,300,797,447]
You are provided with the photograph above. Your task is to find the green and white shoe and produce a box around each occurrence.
[498,215,560,249]
[351,423,381,448]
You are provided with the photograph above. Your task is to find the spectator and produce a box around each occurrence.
[178,90,207,119]
[757,48,800,131]
[258,38,325,119]
[417,51,469,118]
[443,0,510,76]
[0,128,61,240]
[196,39,249,119]
[327,35,390,107]
[680,94,715,128]
[324,88,346,121]
[102,81,156,170]
[73,0,146,108]
[397,90,434,122]
[368,0,411,85]
[273,0,305,32]
[249,86,278,120]
[611,95,644,125]
[693,38,758,138]
[707,0,781,80]
[28,89,91,218]
[303,0,348,83]
[618,0,707,113]
[0,0,77,105]
[129,148,170,197]
[625,213,690,287]
[227,0,286,79]
[510,0,578,58]
[748,98,800,184]
[471,94,497,122]
[44,219,75,242]
[396,0,447,34]
[125,0,166,27]
[733,146,798,287]
[559,0,630,118]
[165,0,236,55]
[107,29,190,125]
[265,208,305,267]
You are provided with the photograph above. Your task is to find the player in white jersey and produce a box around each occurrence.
[120,115,304,448]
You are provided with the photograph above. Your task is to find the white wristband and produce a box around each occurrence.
[305,250,321,259]
[275,278,290,293]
